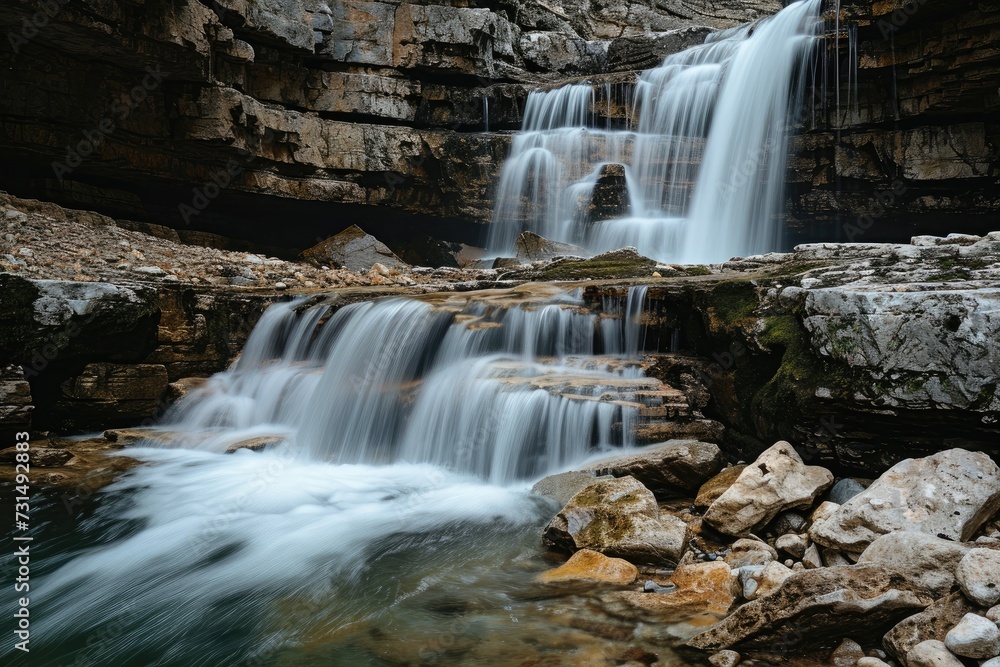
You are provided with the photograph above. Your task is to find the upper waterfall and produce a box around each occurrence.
[488,0,822,264]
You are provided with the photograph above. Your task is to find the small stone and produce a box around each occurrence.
[535,549,638,586]
[856,658,890,667]
[906,640,964,667]
[725,538,778,568]
[944,613,1000,659]
[770,510,808,535]
[652,271,662,278]
[643,580,676,593]
[274,282,288,290]
[987,605,1000,622]
[831,638,865,667]
[956,548,1000,607]
[5,209,28,222]
[802,543,823,569]
[133,265,166,276]
[829,478,866,504]
[708,650,740,667]
[822,547,851,567]
[17,247,33,257]
[811,500,841,523]
[747,561,793,600]
[776,533,808,559]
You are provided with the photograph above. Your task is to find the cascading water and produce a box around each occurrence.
[488,0,823,264]
[20,288,662,666]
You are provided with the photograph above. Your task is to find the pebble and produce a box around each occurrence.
[133,266,167,276]
[830,638,865,667]
[643,580,677,594]
[856,658,890,667]
[274,282,288,290]
[829,478,866,504]
[708,650,740,667]
[944,613,1000,659]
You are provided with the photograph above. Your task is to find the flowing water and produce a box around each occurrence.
[488,0,823,264]
[12,287,710,666]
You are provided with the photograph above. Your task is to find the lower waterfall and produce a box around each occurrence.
[23,288,672,666]
[488,0,822,264]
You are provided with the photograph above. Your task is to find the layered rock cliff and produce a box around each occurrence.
[0,0,779,253]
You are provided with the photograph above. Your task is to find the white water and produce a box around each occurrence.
[488,0,822,264]
[24,289,658,665]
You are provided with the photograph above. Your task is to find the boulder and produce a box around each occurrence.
[905,640,963,667]
[514,232,587,262]
[955,548,1000,607]
[542,476,689,564]
[703,442,834,537]
[687,566,935,651]
[583,440,723,499]
[811,449,1000,553]
[884,593,980,661]
[531,470,600,507]
[535,549,638,586]
[695,465,745,509]
[299,225,409,272]
[943,613,1000,659]
[858,532,970,596]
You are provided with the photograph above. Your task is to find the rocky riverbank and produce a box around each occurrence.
[532,441,1000,666]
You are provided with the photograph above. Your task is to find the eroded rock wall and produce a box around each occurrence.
[0,0,774,250]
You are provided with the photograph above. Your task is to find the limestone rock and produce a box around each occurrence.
[708,650,741,667]
[725,538,778,569]
[884,593,980,661]
[703,441,834,537]
[802,543,823,569]
[810,449,1000,553]
[531,470,599,507]
[695,465,745,509]
[300,225,408,272]
[600,560,739,621]
[943,613,1000,659]
[905,640,963,667]
[687,566,935,651]
[830,638,866,667]
[514,231,587,262]
[956,548,1000,607]
[744,561,794,601]
[542,476,689,564]
[857,532,970,597]
[583,440,723,499]
[535,549,638,586]
[776,534,809,559]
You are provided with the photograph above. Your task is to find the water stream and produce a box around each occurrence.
[15,287,700,666]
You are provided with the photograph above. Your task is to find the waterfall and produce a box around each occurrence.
[163,287,653,485]
[488,0,822,264]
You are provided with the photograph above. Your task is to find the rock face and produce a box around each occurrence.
[300,225,408,272]
[702,441,833,536]
[0,0,781,249]
[687,566,935,651]
[583,440,723,499]
[0,271,280,432]
[810,449,1000,553]
[542,476,689,564]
